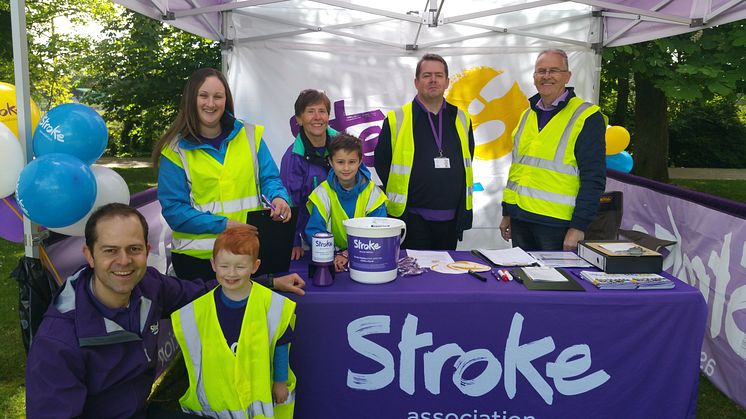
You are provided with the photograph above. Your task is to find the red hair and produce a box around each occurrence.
[212,225,260,260]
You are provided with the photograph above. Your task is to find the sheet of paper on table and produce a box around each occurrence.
[405,250,455,267]
[522,267,569,282]
[598,242,638,253]
[473,247,537,266]
[528,251,593,268]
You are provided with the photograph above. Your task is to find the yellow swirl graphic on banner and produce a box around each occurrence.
[446,67,528,160]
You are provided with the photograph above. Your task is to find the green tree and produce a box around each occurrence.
[602,21,746,181]
[83,10,220,156]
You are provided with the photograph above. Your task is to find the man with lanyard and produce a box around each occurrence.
[375,53,475,250]
[500,49,606,251]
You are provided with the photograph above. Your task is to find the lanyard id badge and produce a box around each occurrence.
[434,156,451,169]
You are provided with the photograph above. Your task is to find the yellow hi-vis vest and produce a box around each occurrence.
[384,102,474,217]
[172,284,297,419]
[503,97,600,221]
[306,179,388,249]
[161,124,264,259]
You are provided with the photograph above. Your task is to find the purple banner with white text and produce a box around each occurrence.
[607,171,746,410]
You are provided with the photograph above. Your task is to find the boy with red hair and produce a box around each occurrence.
[172,225,296,418]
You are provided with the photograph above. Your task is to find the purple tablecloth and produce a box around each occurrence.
[285,251,706,419]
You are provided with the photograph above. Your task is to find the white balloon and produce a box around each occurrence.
[0,123,25,198]
[49,165,130,236]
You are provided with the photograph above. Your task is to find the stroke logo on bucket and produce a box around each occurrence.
[353,239,381,251]
[39,114,65,143]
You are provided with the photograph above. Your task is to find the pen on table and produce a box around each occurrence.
[490,269,502,282]
[261,194,285,220]
[510,269,523,283]
[467,270,487,282]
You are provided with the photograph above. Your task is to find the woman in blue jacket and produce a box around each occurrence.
[152,68,293,282]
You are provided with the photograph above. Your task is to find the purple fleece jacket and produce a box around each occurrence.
[25,266,215,419]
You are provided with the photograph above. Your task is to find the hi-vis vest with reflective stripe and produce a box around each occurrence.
[306,179,388,249]
[384,102,474,217]
[172,284,296,419]
[161,124,264,259]
[503,97,600,221]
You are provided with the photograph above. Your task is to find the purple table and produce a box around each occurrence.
[285,251,706,419]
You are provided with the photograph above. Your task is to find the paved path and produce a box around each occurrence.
[668,168,746,180]
[97,157,151,169]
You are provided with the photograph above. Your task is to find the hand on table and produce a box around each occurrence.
[290,246,304,260]
[563,228,585,251]
[334,251,348,272]
[272,273,306,296]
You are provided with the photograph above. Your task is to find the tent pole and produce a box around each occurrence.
[10,0,40,259]
[591,9,604,105]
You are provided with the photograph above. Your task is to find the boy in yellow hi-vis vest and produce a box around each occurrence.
[305,133,388,272]
[172,225,296,418]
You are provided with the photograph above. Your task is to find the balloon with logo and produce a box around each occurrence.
[606,150,634,173]
[605,126,631,155]
[49,165,130,236]
[15,153,97,228]
[33,103,108,165]
[0,123,25,198]
[0,82,42,139]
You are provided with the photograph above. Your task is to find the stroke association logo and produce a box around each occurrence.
[446,66,528,161]
[353,238,382,251]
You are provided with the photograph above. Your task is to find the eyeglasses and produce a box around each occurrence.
[534,68,569,76]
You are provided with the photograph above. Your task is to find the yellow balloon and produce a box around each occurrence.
[605,125,630,155]
[0,81,41,140]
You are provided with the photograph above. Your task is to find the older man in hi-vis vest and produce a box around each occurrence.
[500,49,606,251]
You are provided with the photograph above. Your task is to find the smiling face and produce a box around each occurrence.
[414,59,449,104]
[330,149,362,189]
[533,51,572,106]
[196,76,227,137]
[296,101,330,146]
[211,250,260,301]
[83,215,151,309]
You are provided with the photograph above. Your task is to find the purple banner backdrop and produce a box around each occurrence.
[286,253,705,419]
[607,171,746,410]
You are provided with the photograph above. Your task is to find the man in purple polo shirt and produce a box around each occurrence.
[500,49,606,251]
[25,203,216,418]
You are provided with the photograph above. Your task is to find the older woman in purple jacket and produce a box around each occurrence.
[280,89,338,260]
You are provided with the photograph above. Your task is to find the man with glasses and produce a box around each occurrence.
[500,49,606,251]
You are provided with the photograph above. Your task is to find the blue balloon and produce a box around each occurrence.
[33,103,108,165]
[606,150,634,173]
[15,153,97,228]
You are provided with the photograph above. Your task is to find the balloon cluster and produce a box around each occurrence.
[605,126,633,173]
[0,85,130,238]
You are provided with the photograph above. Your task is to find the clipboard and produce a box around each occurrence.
[245,207,299,276]
[511,268,585,291]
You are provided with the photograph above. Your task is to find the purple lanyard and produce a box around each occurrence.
[416,97,445,156]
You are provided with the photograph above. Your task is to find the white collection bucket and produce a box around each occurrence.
[343,217,406,284]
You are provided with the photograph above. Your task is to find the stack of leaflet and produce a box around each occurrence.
[580,271,675,290]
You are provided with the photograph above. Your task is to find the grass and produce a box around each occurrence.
[670,179,746,203]
[2,167,745,417]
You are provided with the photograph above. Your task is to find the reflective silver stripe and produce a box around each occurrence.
[195,196,262,214]
[174,146,197,209]
[172,237,216,252]
[366,186,383,212]
[463,157,472,168]
[247,399,274,418]
[390,164,411,175]
[553,102,593,163]
[387,192,406,204]
[506,180,577,206]
[245,124,261,193]
[178,304,213,412]
[139,296,152,333]
[456,108,469,136]
[266,292,285,345]
[466,185,473,196]
[513,110,529,157]
[392,107,405,139]
[312,186,333,231]
[515,155,579,176]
